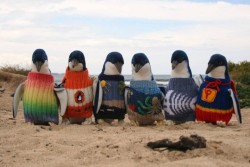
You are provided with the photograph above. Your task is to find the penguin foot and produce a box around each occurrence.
[165,120,175,126]
[61,118,70,125]
[118,119,125,125]
[26,122,33,125]
[83,117,92,125]
[156,120,165,126]
[97,119,112,125]
[129,120,138,126]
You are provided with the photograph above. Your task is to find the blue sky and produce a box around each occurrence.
[0,0,250,75]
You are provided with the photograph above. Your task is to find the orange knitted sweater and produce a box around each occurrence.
[62,68,93,118]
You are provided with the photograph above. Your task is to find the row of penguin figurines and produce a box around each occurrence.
[12,49,242,126]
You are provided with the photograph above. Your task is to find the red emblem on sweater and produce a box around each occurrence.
[74,91,84,104]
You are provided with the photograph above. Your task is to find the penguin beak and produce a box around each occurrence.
[172,60,178,70]
[35,61,43,72]
[206,63,216,74]
[134,64,142,73]
[71,59,79,68]
[115,62,122,73]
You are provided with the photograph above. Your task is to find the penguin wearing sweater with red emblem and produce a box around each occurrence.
[195,54,242,125]
[61,50,93,124]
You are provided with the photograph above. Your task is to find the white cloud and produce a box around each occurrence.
[0,0,250,75]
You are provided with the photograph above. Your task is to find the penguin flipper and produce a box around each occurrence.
[124,86,130,110]
[54,86,67,116]
[94,80,103,114]
[13,82,25,118]
[228,89,242,123]
[193,75,204,88]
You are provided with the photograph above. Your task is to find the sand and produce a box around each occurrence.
[0,71,250,167]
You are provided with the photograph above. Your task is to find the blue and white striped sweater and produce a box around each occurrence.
[163,78,198,122]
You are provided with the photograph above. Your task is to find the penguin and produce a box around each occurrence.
[163,50,198,123]
[125,53,164,126]
[93,52,126,125]
[61,50,93,125]
[195,54,242,124]
[13,49,67,125]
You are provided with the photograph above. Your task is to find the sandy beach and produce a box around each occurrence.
[0,71,250,167]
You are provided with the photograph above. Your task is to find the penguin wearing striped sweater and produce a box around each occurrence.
[61,50,93,124]
[163,50,199,124]
[93,52,126,124]
[13,49,67,125]
[125,53,164,126]
[195,54,242,124]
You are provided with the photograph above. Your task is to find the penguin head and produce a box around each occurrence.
[171,50,192,78]
[206,54,229,79]
[31,49,50,74]
[102,52,124,75]
[131,53,153,80]
[68,50,86,72]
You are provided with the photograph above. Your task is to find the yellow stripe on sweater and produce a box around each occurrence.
[196,104,233,114]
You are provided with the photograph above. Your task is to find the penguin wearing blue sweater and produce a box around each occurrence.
[163,50,199,123]
[125,53,164,126]
[195,54,242,124]
[93,52,126,124]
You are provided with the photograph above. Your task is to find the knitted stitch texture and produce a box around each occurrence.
[163,78,198,122]
[23,72,58,124]
[195,76,234,124]
[94,74,126,119]
[62,68,93,118]
[127,80,164,125]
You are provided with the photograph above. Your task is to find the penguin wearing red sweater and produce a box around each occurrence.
[195,54,242,124]
[61,50,93,124]
[93,52,126,125]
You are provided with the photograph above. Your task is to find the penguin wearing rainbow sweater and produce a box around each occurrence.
[163,50,199,124]
[125,53,164,126]
[195,54,242,124]
[61,50,93,124]
[13,49,67,125]
[93,52,126,124]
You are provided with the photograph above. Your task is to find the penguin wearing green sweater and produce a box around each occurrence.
[12,49,67,125]
[195,54,242,124]
[163,50,199,124]
[125,53,164,126]
[61,50,94,125]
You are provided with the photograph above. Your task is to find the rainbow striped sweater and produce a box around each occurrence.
[195,76,235,124]
[62,68,93,118]
[23,72,58,124]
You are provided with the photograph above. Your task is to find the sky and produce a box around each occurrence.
[0,0,250,75]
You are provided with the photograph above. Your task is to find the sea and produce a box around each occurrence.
[52,74,170,87]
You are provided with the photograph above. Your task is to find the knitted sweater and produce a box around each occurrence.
[62,68,93,118]
[195,76,235,124]
[163,78,198,122]
[23,72,58,124]
[94,74,126,119]
[128,80,163,116]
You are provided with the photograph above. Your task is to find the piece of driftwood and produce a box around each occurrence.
[147,134,206,152]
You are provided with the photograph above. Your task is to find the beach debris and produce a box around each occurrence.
[0,88,5,93]
[147,134,206,152]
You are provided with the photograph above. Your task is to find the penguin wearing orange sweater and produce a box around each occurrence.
[61,50,93,124]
